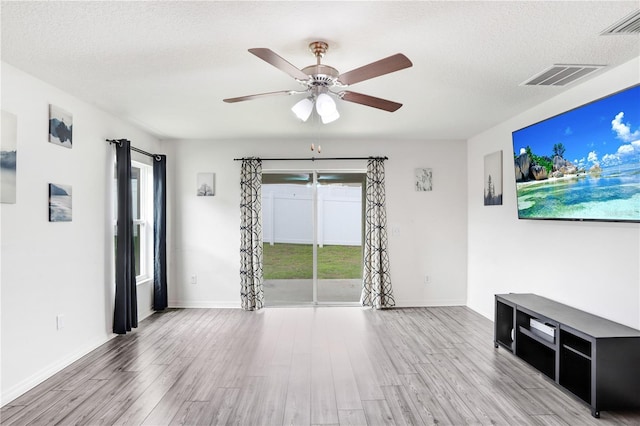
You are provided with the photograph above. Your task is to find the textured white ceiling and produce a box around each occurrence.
[2,1,639,141]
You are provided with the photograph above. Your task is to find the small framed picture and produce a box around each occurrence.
[48,104,73,149]
[1,110,17,204]
[415,168,432,191]
[49,183,72,222]
[484,150,503,206]
[197,173,215,196]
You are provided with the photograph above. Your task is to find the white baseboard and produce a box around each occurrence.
[168,300,466,309]
[394,299,467,307]
[168,300,240,309]
[138,307,154,321]
[1,333,115,406]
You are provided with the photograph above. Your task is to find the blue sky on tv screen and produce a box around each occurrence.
[512,85,640,169]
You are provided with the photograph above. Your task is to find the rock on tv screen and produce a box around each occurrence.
[511,84,640,222]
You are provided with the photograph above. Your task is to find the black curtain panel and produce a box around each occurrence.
[153,155,168,310]
[114,139,138,334]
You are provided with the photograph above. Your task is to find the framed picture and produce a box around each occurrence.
[415,168,432,191]
[197,173,215,196]
[1,110,17,204]
[484,150,503,206]
[49,183,72,222]
[49,104,73,148]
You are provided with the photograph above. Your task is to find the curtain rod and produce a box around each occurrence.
[233,156,388,161]
[106,139,162,161]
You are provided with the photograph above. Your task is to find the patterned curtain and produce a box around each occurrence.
[239,158,264,310]
[361,158,395,309]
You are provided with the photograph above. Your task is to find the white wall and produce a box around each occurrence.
[0,63,161,404]
[166,137,467,308]
[467,57,640,329]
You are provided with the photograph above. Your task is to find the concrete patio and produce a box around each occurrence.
[264,278,362,306]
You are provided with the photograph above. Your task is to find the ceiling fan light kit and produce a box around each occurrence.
[315,93,335,115]
[321,108,340,124]
[291,90,339,123]
[224,41,413,124]
[291,97,314,121]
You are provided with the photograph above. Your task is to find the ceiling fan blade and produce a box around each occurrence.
[338,53,412,86]
[340,91,403,112]
[223,90,296,103]
[248,48,309,81]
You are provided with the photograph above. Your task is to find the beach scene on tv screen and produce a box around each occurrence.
[512,85,640,222]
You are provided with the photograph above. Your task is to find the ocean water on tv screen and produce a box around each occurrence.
[516,162,640,221]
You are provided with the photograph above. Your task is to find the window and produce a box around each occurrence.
[131,161,154,281]
[114,160,154,283]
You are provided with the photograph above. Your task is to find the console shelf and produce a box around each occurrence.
[562,343,591,360]
[519,325,556,350]
[495,293,640,418]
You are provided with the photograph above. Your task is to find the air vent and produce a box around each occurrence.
[521,64,605,86]
[601,9,640,35]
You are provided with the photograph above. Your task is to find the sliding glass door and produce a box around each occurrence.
[316,172,364,303]
[262,171,364,306]
[262,173,314,305]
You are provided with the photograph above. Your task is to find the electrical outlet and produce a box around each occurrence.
[424,275,431,284]
[190,274,197,285]
[56,314,64,330]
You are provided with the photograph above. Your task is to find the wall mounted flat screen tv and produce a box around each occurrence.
[511,84,640,222]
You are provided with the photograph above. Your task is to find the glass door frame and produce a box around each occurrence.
[262,168,365,306]
[312,170,318,304]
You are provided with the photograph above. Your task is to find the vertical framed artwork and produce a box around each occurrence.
[197,173,215,196]
[49,104,73,148]
[415,168,433,191]
[49,183,72,222]
[484,150,503,206]
[1,110,17,204]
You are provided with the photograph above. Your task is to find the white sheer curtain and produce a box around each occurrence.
[361,158,395,309]
[239,158,264,310]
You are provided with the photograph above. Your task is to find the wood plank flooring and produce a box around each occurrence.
[2,306,640,425]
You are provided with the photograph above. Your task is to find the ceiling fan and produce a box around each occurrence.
[223,41,413,123]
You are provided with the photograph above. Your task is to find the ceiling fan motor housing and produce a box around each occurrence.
[302,64,340,87]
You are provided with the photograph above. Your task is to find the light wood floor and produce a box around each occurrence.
[2,306,640,425]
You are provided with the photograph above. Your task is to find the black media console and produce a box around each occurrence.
[494,293,640,418]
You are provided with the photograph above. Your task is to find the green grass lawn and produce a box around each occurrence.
[263,243,362,279]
